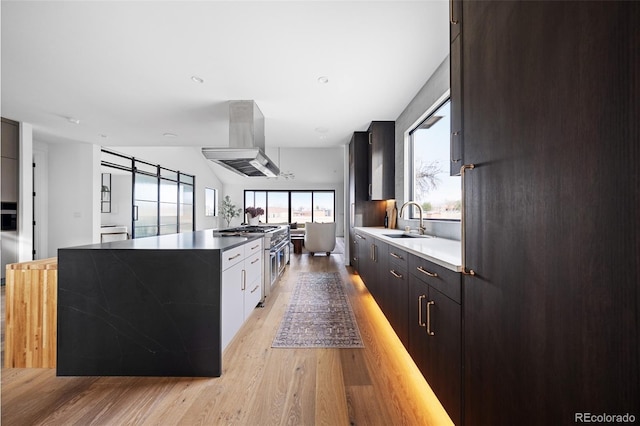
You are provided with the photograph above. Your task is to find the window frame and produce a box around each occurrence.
[244,189,336,224]
[407,93,461,222]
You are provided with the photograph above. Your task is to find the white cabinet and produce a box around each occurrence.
[221,239,263,351]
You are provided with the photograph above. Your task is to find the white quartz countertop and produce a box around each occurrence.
[354,227,462,272]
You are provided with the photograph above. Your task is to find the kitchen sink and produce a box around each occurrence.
[382,233,434,239]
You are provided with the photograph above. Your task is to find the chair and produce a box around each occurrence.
[304,222,336,256]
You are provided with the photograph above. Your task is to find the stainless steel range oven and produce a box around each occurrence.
[216,224,289,305]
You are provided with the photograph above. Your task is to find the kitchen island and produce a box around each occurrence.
[57,230,262,377]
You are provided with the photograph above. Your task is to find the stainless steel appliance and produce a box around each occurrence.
[216,224,289,305]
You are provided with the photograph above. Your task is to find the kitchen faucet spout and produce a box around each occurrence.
[399,201,425,235]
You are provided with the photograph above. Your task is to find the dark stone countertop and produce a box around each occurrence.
[60,230,262,252]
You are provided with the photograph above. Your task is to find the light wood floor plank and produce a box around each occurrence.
[1,245,454,425]
[314,349,349,426]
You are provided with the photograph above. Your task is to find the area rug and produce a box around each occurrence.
[272,272,364,348]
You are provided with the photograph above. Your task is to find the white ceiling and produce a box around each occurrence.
[1,1,449,151]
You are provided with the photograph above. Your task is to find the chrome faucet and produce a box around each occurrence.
[399,201,426,235]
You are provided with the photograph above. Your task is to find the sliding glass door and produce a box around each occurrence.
[102,149,195,239]
[133,171,159,238]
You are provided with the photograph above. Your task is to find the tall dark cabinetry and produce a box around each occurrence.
[348,132,386,268]
[457,2,639,424]
[367,121,395,200]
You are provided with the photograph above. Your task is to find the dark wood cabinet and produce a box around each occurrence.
[348,132,386,269]
[358,235,386,305]
[355,232,371,283]
[385,246,409,347]
[450,35,463,176]
[409,256,462,426]
[450,0,462,41]
[367,121,395,200]
[458,1,639,424]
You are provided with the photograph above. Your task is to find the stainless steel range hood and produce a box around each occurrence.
[202,100,280,177]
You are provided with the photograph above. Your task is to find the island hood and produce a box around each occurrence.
[202,100,280,177]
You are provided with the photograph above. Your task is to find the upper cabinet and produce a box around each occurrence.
[449,1,463,176]
[368,121,395,200]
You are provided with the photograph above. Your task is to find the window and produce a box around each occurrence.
[409,99,461,220]
[101,149,196,238]
[205,188,217,217]
[244,190,335,224]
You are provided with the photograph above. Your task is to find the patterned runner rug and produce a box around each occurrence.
[272,272,364,348]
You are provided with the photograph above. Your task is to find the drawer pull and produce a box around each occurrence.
[449,0,459,25]
[426,300,435,336]
[390,252,404,260]
[389,269,403,279]
[250,285,259,294]
[418,295,426,327]
[250,244,260,250]
[417,266,438,278]
[355,234,366,240]
[228,253,242,261]
[250,257,260,265]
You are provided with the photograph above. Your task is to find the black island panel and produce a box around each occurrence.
[57,247,224,377]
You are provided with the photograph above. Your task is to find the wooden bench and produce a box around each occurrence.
[291,235,304,254]
[4,257,58,368]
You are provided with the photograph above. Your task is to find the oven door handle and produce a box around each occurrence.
[271,239,290,253]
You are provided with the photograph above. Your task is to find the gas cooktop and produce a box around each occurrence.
[219,225,280,234]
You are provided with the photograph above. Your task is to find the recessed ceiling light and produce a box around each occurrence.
[100,134,108,138]
[317,76,329,84]
[163,132,177,138]
[67,117,80,125]
[191,75,204,84]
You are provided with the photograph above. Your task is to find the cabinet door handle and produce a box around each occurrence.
[426,300,435,336]
[368,132,372,145]
[228,253,242,261]
[450,131,461,164]
[241,270,246,291]
[460,164,477,276]
[368,183,372,197]
[418,295,426,327]
[390,252,404,260]
[389,269,403,279]
[417,266,438,278]
[450,0,459,25]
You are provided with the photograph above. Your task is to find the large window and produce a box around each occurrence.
[101,149,195,238]
[244,190,335,224]
[409,99,461,220]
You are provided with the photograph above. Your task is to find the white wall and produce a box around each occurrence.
[47,141,101,257]
[18,123,33,262]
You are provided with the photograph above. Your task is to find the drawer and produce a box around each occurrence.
[409,254,461,304]
[245,252,262,283]
[387,246,408,269]
[222,244,245,270]
[245,238,263,257]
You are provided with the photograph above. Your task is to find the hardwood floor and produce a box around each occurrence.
[1,248,453,425]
